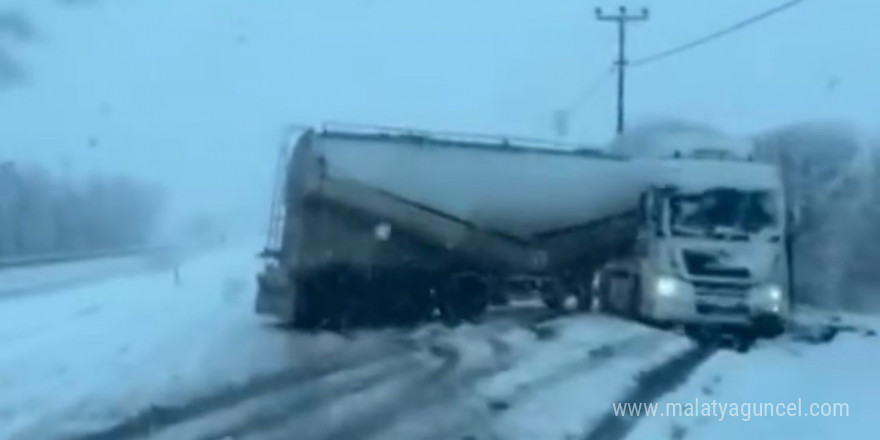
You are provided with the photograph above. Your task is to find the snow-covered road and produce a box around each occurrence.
[0,240,876,440]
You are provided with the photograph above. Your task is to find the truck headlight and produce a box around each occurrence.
[761,284,783,302]
[655,276,682,297]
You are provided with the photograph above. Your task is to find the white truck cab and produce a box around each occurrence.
[595,156,790,337]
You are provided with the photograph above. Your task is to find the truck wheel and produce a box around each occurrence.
[490,290,510,306]
[440,272,490,325]
[752,314,785,339]
[296,268,357,330]
[541,281,569,312]
[542,296,564,311]
[592,276,608,314]
[372,271,435,326]
[574,284,593,312]
[627,275,643,321]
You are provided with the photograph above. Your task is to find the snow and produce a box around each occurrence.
[0,243,696,440]
[164,313,694,440]
[0,240,400,440]
[479,319,692,440]
[611,122,755,160]
[8,235,873,440]
[627,314,880,440]
[652,158,783,193]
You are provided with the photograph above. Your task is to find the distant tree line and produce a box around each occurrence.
[0,161,163,258]
[754,122,880,310]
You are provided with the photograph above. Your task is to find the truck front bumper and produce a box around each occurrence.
[645,292,787,328]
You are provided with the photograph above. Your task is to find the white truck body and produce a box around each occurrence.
[256,124,789,333]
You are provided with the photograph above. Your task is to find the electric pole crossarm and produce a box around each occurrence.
[595,6,649,22]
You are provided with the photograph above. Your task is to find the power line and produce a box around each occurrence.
[565,66,615,112]
[553,67,614,138]
[631,0,810,68]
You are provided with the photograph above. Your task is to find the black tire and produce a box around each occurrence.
[490,290,510,306]
[369,270,435,327]
[627,275,642,320]
[574,284,592,312]
[440,273,490,325]
[752,314,785,339]
[593,275,609,314]
[291,278,323,330]
[684,324,703,340]
[294,268,358,331]
[542,280,571,312]
[542,295,565,312]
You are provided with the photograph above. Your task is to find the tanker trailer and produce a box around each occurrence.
[256,124,650,328]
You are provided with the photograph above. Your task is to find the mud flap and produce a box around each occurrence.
[255,272,297,323]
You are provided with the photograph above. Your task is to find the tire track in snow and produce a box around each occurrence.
[580,344,717,440]
[303,341,508,440]
[484,333,661,412]
[250,319,534,440]
[200,334,466,440]
[60,340,415,440]
[58,306,559,440]
[413,332,665,440]
[189,354,445,440]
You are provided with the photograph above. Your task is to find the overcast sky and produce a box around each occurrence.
[0,0,876,234]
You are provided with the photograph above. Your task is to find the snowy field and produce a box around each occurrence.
[0,240,877,440]
[0,253,175,301]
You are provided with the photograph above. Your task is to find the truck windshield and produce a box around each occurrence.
[668,188,779,240]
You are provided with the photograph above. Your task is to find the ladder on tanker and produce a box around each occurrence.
[263,143,289,258]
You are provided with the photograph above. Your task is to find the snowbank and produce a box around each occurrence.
[628,320,880,440]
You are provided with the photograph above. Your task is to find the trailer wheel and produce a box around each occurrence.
[627,275,643,320]
[440,272,490,325]
[539,281,568,312]
[542,296,564,311]
[368,270,435,327]
[574,284,593,312]
[592,271,609,314]
[295,268,359,330]
[291,278,323,330]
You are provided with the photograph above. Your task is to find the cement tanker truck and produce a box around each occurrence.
[256,124,790,335]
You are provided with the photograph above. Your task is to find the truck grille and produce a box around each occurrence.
[692,280,749,299]
[696,302,749,316]
[682,250,750,279]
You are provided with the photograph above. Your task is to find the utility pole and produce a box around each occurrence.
[596,6,649,135]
